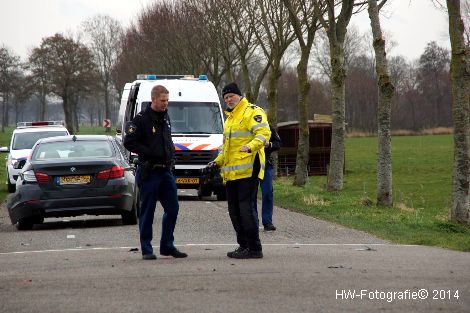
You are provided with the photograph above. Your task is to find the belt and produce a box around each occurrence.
[151,163,171,170]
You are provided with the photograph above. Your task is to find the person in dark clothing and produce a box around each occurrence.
[123,85,187,260]
[255,124,282,231]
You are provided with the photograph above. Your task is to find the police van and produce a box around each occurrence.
[117,74,226,200]
[0,121,69,192]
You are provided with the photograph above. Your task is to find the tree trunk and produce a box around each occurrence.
[447,0,470,223]
[62,94,75,134]
[325,0,353,192]
[327,42,346,191]
[368,0,394,207]
[105,80,111,133]
[73,102,80,133]
[39,91,47,121]
[267,58,282,178]
[293,47,311,186]
[2,93,9,128]
[1,93,8,132]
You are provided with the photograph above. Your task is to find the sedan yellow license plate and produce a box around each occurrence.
[60,175,91,185]
[176,177,199,184]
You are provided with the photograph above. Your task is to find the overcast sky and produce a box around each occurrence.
[0,0,451,62]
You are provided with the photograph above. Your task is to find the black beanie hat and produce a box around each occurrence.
[222,82,242,97]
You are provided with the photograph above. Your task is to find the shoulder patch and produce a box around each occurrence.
[254,115,262,123]
[126,123,137,135]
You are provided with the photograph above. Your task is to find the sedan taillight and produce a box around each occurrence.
[34,171,50,183]
[96,166,124,180]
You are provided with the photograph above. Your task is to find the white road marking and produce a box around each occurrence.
[66,235,75,239]
[0,243,418,256]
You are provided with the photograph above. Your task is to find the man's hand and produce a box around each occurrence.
[240,145,251,152]
[202,161,218,174]
[206,161,218,169]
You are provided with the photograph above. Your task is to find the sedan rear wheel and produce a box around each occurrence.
[122,196,138,225]
[16,218,34,230]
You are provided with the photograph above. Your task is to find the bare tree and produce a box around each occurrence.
[0,46,21,131]
[31,34,97,134]
[186,0,239,85]
[10,71,33,124]
[416,41,452,127]
[215,0,265,101]
[28,43,55,121]
[82,15,123,131]
[282,0,323,186]
[447,0,470,223]
[251,0,296,121]
[312,26,368,79]
[368,0,394,206]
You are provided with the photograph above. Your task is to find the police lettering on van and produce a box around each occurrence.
[117,74,226,200]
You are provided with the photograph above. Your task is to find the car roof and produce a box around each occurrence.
[13,126,69,134]
[36,135,114,144]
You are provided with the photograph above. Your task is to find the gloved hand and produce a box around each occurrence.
[207,161,218,169]
[202,161,218,174]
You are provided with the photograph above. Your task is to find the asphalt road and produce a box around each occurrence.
[1,190,469,313]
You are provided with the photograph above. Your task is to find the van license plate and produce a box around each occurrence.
[60,175,91,185]
[176,178,199,184]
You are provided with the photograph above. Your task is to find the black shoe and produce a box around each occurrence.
[264,223,276,231]
[227,246,247,258]
[229,248,263,259]
[142,254,157,260]
[161,249,188,258]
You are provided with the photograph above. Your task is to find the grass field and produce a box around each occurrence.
[275,134,470,251]
[0,127,468,251]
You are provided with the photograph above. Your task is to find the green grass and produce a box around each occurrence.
[274,134,470,251]
[1,127,468,251]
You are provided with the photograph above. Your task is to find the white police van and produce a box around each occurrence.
[117,74,226,200]
[0,121,69,192]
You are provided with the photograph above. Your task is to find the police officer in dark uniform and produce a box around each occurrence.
[124,85,187,260]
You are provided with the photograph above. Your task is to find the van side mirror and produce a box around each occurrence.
[0,146,9,153]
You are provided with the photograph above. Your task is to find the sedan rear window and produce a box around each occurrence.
[32,141,114,160]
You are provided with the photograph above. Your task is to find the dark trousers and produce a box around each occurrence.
[254,163,274,226]
[226,176,262,251]
[136,166,179,256]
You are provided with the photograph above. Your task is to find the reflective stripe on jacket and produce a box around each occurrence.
[214,97,271,182]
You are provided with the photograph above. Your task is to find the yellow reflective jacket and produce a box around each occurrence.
[214,97,271,182]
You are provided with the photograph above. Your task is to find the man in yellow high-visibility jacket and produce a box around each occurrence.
[209,82,271,259]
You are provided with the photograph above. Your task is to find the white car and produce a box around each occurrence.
[0,121,69,192]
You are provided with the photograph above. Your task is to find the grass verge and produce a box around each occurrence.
[274,134,470,251]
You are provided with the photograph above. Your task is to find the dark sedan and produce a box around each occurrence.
[7,135,137,230]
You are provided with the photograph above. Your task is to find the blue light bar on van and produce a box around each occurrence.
[136,74,195,80]
[198,75,208,80]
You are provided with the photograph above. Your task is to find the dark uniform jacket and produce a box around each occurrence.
[123,107,175,166]
[265,125,282,166]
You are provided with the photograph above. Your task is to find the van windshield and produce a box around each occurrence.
[142,101,223,134]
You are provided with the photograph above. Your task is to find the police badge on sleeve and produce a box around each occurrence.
[126,123,137,135]
[254,115,262,123]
